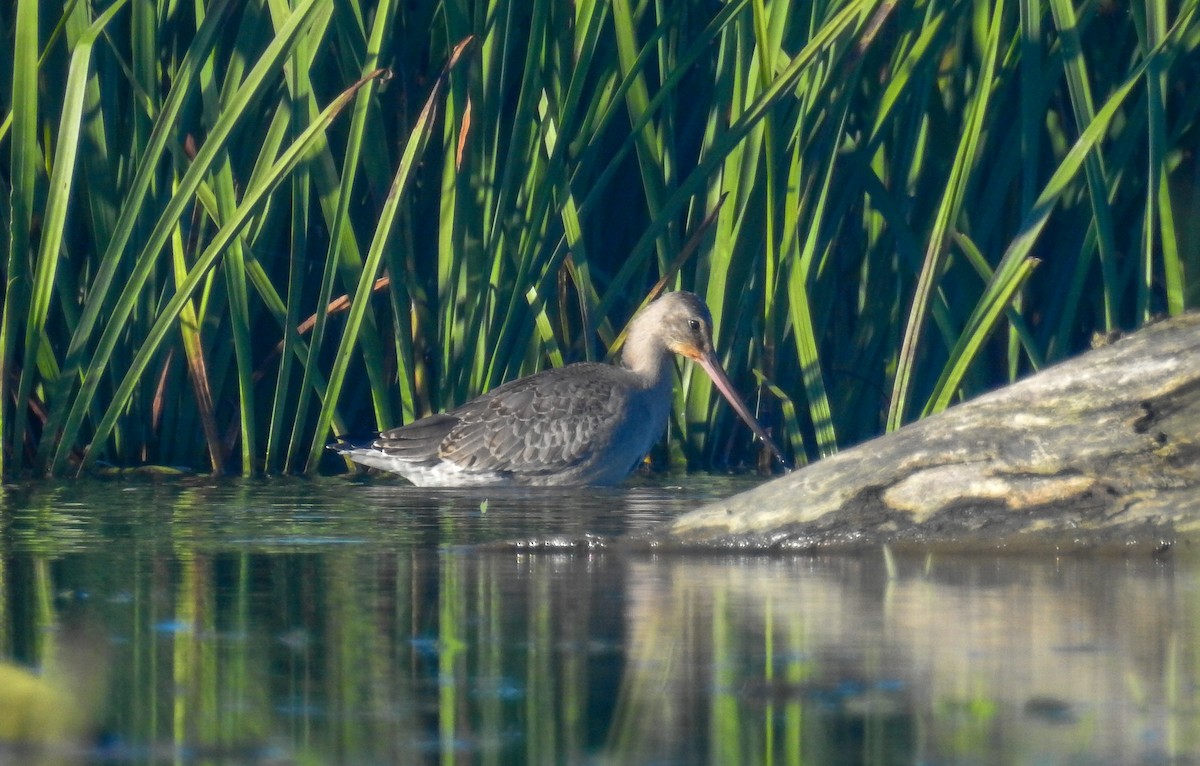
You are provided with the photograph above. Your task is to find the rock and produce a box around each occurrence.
[653,313,1200,552]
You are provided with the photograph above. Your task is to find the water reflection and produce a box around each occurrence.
[0,479,1196,764]
[610,555,1196,765]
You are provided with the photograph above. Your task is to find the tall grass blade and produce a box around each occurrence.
[886,0,1004,432]
[920,24,1175,416]
[1141,0,1185,316]
[786,111,845,460]
[321,0,397,430]
[39,0,240,472]
[52,0,325,474]
[611,0,674,270]
[266,17,317,474]
[281,0,397,473]
[13,1,128,471]
[598,0,876,321]
[312,38,471,472]
[76,70,380,474]
[2,0,1198,476]
[1,0,40,474]
[168,205,225,474]
[922,257,1038,416]
[1046,0,1120,327]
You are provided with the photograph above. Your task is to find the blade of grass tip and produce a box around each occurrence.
[2,0,40,475]
[75,70,382,475]
[40,0,241,473]
[305,38,473,473]
[13,0,130,475]
[526,284,565,370]
[51,0,326,475]
[886,0,1004,433]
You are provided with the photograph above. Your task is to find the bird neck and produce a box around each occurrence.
[620,306,674,389]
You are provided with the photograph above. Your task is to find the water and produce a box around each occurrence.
[0,476,1197,764]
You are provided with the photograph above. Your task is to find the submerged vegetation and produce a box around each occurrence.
[0,0,1198,476]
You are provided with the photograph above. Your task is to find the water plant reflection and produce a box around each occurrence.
[0,480,1194,763]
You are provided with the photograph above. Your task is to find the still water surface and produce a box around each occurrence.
[0,476,1196,765]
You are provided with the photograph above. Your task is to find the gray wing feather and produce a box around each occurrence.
[371,413,459,464]
[366,363,634,476]
[439,364,630,475]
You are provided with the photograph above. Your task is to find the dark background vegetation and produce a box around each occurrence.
[1,0,1197,477]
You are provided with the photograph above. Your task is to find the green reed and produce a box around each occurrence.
[1,0,1198,476]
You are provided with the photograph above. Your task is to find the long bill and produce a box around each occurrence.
[695,351,788,467]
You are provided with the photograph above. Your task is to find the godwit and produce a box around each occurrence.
[329,291,785,486]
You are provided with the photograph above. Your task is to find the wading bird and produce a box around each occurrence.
[330,291,785,486]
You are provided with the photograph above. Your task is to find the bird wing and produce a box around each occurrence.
[369,413,460,463]
[436,364,631,476]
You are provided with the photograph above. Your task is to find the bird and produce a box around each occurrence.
[329,291,785,486]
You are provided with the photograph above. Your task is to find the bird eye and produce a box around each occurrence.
[688,319,701,332]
